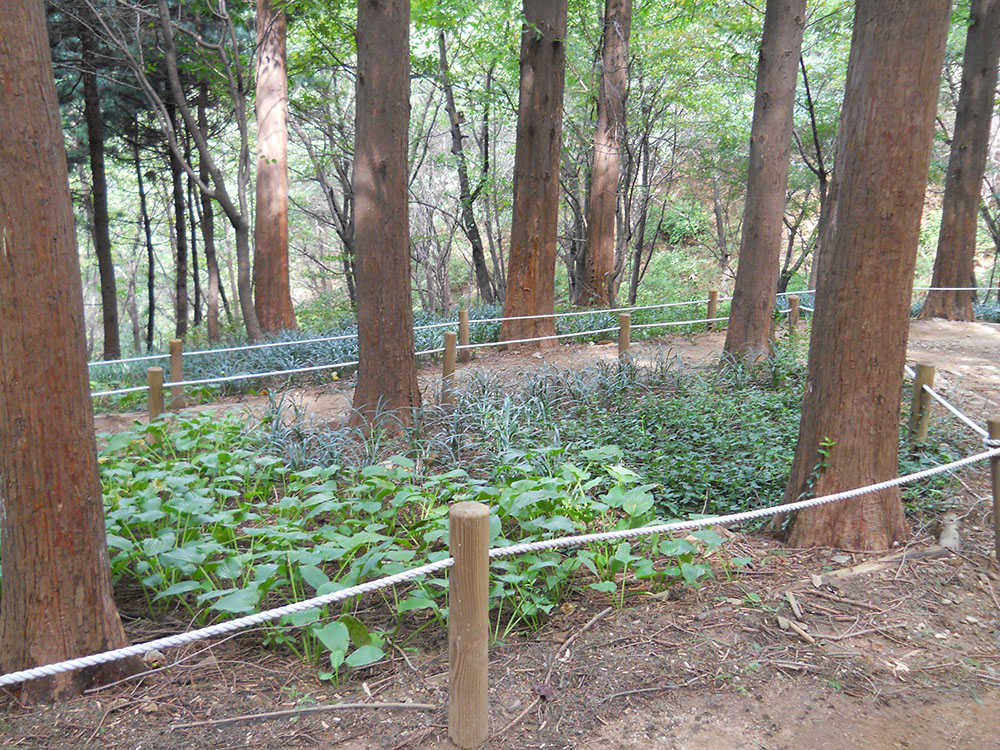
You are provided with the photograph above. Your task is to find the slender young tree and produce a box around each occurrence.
[722,0,806,363]
[580,0,633,307]
[350,0,421,425]
[920,0,1000,320]
[81,23,121,359]
[0,0,140,703]
[500,0,568,346]
[254,0,297,332]
[782,0,951,550]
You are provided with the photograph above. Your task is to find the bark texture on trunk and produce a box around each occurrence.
[581,0,632,307]
[81,27,120,360]
[921,0,1000,320]
[254,0,297,332]
[500,0,568,346]
[722,0,805,363]
[782,0,951,550]
[198,82,221,342]
[350,0,421,426]
[0,0,139,702]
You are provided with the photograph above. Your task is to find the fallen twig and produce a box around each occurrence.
[170,701,436,730]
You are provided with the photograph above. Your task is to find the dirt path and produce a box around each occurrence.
[30,319,1000,749]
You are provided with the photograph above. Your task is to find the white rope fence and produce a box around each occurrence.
[2,441,997,689]
[904,363,990,439]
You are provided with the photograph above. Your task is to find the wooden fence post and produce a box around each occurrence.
[458,309,471,363]
[169,338,185,407]
[787,295,800,331]
[147,366,164,421]
[618,313,631,359]
[989,418,1000,563]
[707,290,718,330]
[908,362,935,443]
[448,501,490,748]
[442,331,458,405]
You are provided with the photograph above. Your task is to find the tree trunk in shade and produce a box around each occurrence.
[500,0,568,347]
[782,0,951,550]
[580,0,632,307]
[0,0,141,703]
[921,0,1000,320]
[722,0,805,364]
[349,0,421,427]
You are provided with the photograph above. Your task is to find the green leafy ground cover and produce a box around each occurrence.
[63,338,971,681]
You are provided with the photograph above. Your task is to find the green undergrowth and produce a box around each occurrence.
[52,336,972,682]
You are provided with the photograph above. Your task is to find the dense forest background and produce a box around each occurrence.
[52,0,1000,360]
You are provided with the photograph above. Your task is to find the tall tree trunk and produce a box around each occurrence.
[349,0,421,426]
[186,131,202,326]
[438,31,495,305]
[581,0,632,307]
[0,0,140,703]
[500,0,568,346]
[197,81,221,341]
[254,0,297,332]
[782,0,951,550]
[131,120,157,351]
[921,0,1000,320]
[722,0,806,363]
[81,27,120,360]
[166,99,189,339]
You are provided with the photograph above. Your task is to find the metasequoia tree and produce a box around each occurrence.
[782,0,951,550]
[580,0,632,306]
[920,0,1000,320]
[0,0,139,702]
[722,0,806,363]
[254,0,297,332]
[500,0,568,346]
[349,0,421,425]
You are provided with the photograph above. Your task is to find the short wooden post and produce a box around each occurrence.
[788,295,800,330]
[908,362,935,443]
[707,290,718,330]
[448,502,490,748]
[147,366,164,421]
[458,308,472,363]
[989,418,1000,563]
[169,338,185,407]
[442,331,458,405]
[618,313,631,359]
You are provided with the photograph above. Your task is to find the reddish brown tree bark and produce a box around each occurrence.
[0,0,140,703]
[722,0,805,363]
[920,0,1000,320]
[580,0,633,307]
[350,0,421,426]
[500,0,568,347]
[254,0,297,332]
[782,0,951,550]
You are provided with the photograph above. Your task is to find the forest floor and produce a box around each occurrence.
[6,319,1000,750]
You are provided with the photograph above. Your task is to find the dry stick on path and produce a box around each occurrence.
[170,701,437,730]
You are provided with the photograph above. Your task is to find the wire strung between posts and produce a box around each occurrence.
[467,327,622,349]
[630,316,728,332]
[165,361,360,389]
[2,444,997,689]
[91,384,150,398]
[468,298,725,326]
[0,558,455,689]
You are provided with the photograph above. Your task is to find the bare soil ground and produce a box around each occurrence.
[9,319,1000,750]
